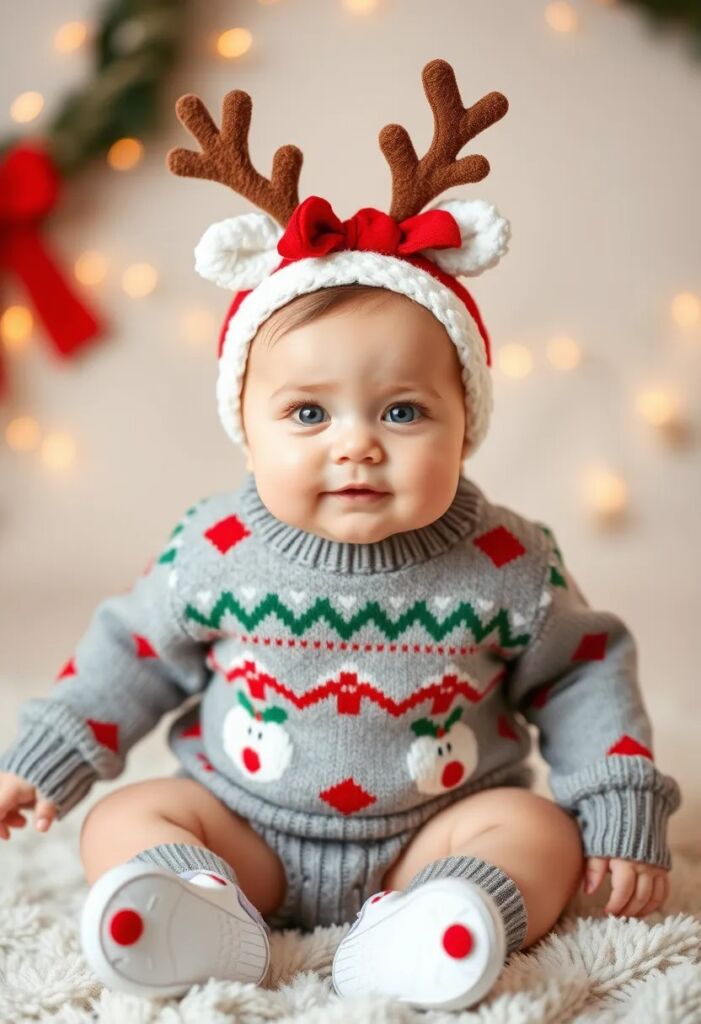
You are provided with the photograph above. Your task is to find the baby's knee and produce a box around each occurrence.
[80,779,192,848]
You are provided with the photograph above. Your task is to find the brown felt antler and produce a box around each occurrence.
[380,59,508,222]
[167,90,303,227]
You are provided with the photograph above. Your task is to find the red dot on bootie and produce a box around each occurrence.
[442,923,474,959]
[109,908,144,946]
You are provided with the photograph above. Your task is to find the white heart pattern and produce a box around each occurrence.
[433,596,451,610]
[240,586,257,602]
[338,595,357,610]
[195,590,213,611]
[289,590,307,606]
[389,596,405,609]
[511,612,527,627]
[476,598,495,612]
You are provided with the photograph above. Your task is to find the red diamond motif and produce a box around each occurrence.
[497,714,519,741]
[530,684,551,709]
[133,634,158,659]
[86,719,119,753]
[319,777,376,815]
[607,735,653,760]
[204,515,251,554]
[473,527,526,568]
[181,721,202,739]
[56,657,77,681]
[572,633,607,662]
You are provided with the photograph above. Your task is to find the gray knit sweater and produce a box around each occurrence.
[1,474,680,865]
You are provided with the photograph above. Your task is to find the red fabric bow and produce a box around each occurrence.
[278,195,462,260]
[0,143,104,395]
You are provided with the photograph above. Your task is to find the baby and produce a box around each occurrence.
[0,60,680,1011]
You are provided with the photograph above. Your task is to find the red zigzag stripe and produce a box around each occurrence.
[208,654,505,717]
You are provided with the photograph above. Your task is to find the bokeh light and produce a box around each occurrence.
[1,306,33,349]
[54,21,89,53]
[671,292,700,328]
[216,28,253,58]
[41,432,77,472]
[75,251,108,286]
[122,264,158,298]
[497,343,534,379]
[10,91,44,123]
[5,417,41,452]
[545,1,578,32]
[107,137,144,171]
[546,335,582,371]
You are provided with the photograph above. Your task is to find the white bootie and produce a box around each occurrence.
[332,878,506,1010]
[80,862,269,997]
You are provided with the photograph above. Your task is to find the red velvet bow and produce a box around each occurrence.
[0,143,104,395]
[277,195,462,261]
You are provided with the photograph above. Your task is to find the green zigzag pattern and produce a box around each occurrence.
[185,593,531,647]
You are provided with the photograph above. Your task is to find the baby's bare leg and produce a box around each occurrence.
[80,777,286,916]
[381,787,583,948]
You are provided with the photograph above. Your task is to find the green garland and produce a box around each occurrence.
[1,0,185,175]
[621,0,701,56]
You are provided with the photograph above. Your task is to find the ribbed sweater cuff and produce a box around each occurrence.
[0,725,97,817]
[551,757,681,869]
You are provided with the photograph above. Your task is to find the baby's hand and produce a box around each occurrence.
[584,856,669,917]
[0,771,57,838]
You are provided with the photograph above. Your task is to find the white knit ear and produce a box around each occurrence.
[423,199,510,277]
[194,212,283,290]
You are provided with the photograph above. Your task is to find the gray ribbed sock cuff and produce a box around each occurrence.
[131,842,238,884]
[406,855,527,955]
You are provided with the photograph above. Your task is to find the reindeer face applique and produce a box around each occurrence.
[222,690,293,783]
[406,707,478,795]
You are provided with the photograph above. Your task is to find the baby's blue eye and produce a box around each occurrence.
[293,404,327,425]
[384,403,422,424]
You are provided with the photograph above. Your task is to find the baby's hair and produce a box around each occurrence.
[255,284,395,350]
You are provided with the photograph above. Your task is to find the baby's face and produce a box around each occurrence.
[240,291,468,544]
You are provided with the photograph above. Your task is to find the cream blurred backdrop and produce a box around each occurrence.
[1,1,699,843]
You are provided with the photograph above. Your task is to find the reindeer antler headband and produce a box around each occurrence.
[169,59,510,456]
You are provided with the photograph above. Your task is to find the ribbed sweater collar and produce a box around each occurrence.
[239,473,483,574]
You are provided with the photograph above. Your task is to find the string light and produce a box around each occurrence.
[54,21,89,53]
[497,343,534,379]
[343,0,378,12]
[216,28,253,58]
[41,432,77,472]
[182,308,217,344]
[636,387,681,428]
[583,466,629,526]
[75,251,108,286]
[546,335,582,371]
[671,291,700,328]
[122,263,158,298]
[10,91,44,123]
[545,2,579,32]
[5,417,40,452]
[0,306,33,349]
[107,137,144,171]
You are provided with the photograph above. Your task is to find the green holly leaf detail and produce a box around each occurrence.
[237,690,256,717]
[445,706,464,731]
[263,706,288,724]
[411,718,438,738]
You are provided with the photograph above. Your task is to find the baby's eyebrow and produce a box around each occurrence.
[271,382,440,399]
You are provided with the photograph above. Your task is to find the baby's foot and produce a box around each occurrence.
[332,877,506,1010]
[80,861,270,997]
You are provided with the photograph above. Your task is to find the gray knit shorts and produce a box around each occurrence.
[247,821,419,931]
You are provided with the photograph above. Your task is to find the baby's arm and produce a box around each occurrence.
[505,525,680,915]
[0,509,208,831]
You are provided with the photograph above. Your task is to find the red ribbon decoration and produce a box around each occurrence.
[218,195,492,367]
[0,143,104,395]
[278,195,462,260]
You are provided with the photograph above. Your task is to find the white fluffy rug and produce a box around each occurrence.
[1,822,700,1023]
